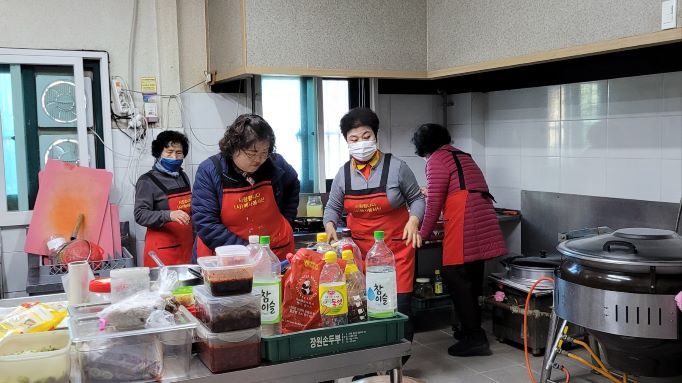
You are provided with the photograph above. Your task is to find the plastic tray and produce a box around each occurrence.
[411,294,452,311]
[261,313,407,363]
[68,303,196,382]
[39,247,135,277]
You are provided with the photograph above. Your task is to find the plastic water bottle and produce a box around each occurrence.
[253,236,281,336]
[343,249,367,323]
[319,251,348,327]
[314,232,334,254]
[247,235,260,260]
[365,231,398,318]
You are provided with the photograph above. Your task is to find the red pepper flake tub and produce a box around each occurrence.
[198,255,254,296]
[193,285,260,332]
[196,324,261,373]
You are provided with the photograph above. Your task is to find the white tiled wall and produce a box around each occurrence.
[376,94,443,185]
[478,71,682,211]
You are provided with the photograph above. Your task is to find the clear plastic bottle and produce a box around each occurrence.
[247,235,261,261]
[365,230,398,318]
[343,249,367,323]
[253,236,282,336]
[434,269,444,295]
[314,232,334,254]
[319,251,348,327]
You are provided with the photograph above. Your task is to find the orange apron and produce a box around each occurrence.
[195,156,295,261]
[343,153,416,293]
[442,150,495,266]
[143,172,193,267]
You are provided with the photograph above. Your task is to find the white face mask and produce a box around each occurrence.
[348,140,377,162]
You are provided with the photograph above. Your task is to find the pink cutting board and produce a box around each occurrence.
[111,204,123,257]
[25,160,113,256]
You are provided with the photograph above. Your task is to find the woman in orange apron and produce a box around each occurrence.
[412,123,506,357]
[323,108,425,351]
[135,131,194,266]
[192,114,299,261]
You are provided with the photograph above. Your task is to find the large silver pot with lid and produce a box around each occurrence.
[555,227,682,377]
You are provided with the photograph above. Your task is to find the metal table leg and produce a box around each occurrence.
[539,312,567,383]
[389,366,403,383]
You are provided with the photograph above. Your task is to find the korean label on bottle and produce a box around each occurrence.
[366,270,397,318]
[254,280,281,324]
[319,282,348,316]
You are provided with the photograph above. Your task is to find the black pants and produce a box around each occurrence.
[442,260,485,334]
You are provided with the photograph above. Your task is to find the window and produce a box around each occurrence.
[261,76,318,192]
[260,76,357,192]
[322,79,350,179]
[0,49,111,224]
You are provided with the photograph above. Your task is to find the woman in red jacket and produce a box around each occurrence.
[412,123,507,357]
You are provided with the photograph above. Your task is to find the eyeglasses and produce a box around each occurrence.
[242,149,270,161]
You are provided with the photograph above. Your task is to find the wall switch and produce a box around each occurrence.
[661,0,677,29]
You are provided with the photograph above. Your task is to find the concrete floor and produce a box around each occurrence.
[339,320,681,383]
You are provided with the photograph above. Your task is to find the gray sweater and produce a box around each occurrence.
[323,152,425,227]
[134,168,190,228]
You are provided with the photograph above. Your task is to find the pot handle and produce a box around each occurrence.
[602,240,638,254]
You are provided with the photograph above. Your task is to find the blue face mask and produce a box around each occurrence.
[159,157,183,172]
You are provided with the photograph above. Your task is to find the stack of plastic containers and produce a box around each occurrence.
[195,245,261,373]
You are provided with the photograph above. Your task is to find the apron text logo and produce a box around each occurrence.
[233,192,265,210]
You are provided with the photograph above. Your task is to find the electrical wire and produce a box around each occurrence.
[524,276,555,383]
[560,366,570,383]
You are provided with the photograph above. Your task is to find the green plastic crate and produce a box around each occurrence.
[411,294,452,311]
[261,313,408,363]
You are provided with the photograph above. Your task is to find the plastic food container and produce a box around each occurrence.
[89,277,112,303]
[193,284,260,332]
[172,286,195,307]
[110,267,150,303]
[0,330,71,383]
[196,323,261,373]
[198,255,254,296]
[68,303,196,382]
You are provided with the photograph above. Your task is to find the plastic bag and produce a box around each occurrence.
[97,291,172,331]
[0,302,67,339]
[80,334,163,381]
[281,249,325,333]
[154,267,179,297]
[145,310,176,328]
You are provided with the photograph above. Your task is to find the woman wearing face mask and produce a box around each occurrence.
[323,107,425,345]
[192,114,300,261]
[135,130,193,266]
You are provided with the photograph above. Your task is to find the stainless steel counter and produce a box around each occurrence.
[182,342,410,383]
[1,293,410,383]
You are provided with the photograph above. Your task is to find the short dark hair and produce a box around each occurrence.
[151,130,189,158]
[339,107,379,139]
[411,123,451,157]
[219,114,276,158]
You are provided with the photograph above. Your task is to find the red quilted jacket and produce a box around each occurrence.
[419,145,507,263]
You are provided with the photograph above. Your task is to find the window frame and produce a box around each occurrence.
[0,48,112,226]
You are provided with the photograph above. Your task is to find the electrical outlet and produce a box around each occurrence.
[661,0,677,29]
[111,78,132,116]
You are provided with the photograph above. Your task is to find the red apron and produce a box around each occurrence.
[442,150,495,266]
[143,172,194,267]
[195,156,294,261]
[343,153,416,293]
